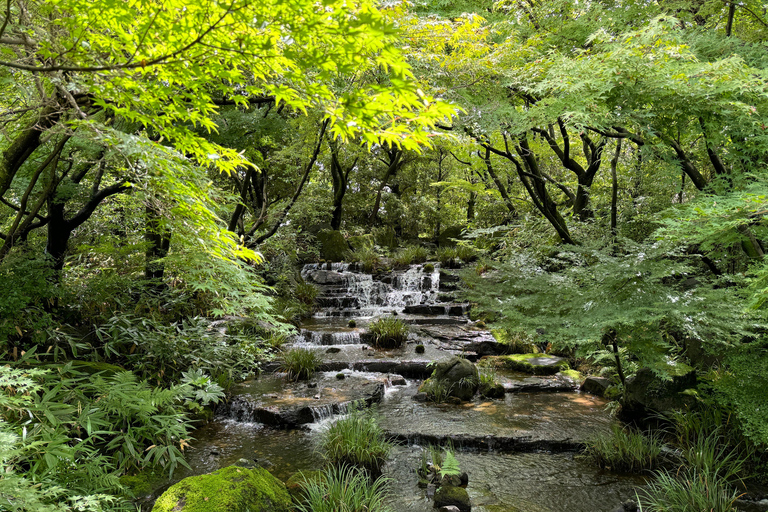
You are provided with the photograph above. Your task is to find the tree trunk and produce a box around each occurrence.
[145,204,171,282]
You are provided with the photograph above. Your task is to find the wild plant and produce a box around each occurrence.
[393,246,429,266]
[347,246,381,272]
[637,468,740,512]
[368,317,409,349]
[294,278,319,306]
[583,424,664,472]
[294,465,391,512]
[279,347,320,381]
[319,406,392,475]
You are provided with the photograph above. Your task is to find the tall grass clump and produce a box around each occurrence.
[638,468,740,512]
[393,246,429,266]
[368,317,409,349]
[583,424,664,472]
[279,347,320,381]
[347,246,381,272]
[319,406,392,475]
[294,465,391,512]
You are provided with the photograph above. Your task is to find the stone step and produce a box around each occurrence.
[403,303,470,316]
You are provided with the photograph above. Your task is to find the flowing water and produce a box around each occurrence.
[148,263,647,511]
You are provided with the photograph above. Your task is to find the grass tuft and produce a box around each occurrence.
[294,465,391,512]
[583,424,664,472]
[393,246,429,266]
[319,406,392,475]
[368,317,409,349]
[279,347,320,381]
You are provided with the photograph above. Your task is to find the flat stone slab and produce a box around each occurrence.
[403,303,470,316]
[380,383,613,452]
[489,354,569,376]
[225,373,385,428]
[503,375,579,393]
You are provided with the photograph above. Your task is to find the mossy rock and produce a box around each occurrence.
[120,469,167,499]
[498,354,569,376]
[420,356,478,401]
[317,230,350,262]
[557,369,583,383]
[151,466,292,512]
[479,381,505,399]
[434,485,471,512]
[285,470,325,505]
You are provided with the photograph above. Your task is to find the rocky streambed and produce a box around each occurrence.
[143,263,647,512]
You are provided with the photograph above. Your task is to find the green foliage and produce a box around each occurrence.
[0,253,58,351]
[710,340,768,446]
[392,245,430,266]
[294,279,319,307]
[77,314,266,388]
[347,246,382,272]
[583,424,664,473]
[418,444,461,484]
[0,360,223,510]
[462,241,760,381]
[368,317,409,349]
[319,407,392,474]
[638,469,740,512]
[279,348,321,381]
[294,465,391,512]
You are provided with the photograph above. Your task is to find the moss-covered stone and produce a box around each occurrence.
[423,263,435,273]
[151,466,291,512]
[557,369,583,382]
[317,230,349,262]
[119,469,166,499]
[478,381,505,399]
[498,353,568,376]
[433,485,471,512]
[285,470,324,505]
[420,356,478,401]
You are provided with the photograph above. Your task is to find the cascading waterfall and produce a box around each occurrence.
[302,263,443,317]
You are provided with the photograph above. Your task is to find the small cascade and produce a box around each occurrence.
[310,403,335,422]
[297,329,362,345]
[303,262,445,317]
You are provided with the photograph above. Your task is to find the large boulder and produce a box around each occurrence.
[419,356,478,401]
[434,485,471,512]
[151,466,292,512]
[622,366,697,421]
[317,230,349,262]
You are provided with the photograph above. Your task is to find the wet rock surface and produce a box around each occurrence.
[148,263,647,512]
[225,373,386,427]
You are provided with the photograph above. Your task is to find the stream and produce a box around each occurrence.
[158,263,646,511]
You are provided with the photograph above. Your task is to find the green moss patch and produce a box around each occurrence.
[120,469,166,498]
[497,353,569,376]
[151,466,291,512]
[557,369,583,382]
[433,485,471,512]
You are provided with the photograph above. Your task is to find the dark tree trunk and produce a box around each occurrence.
[145,204,171,282]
